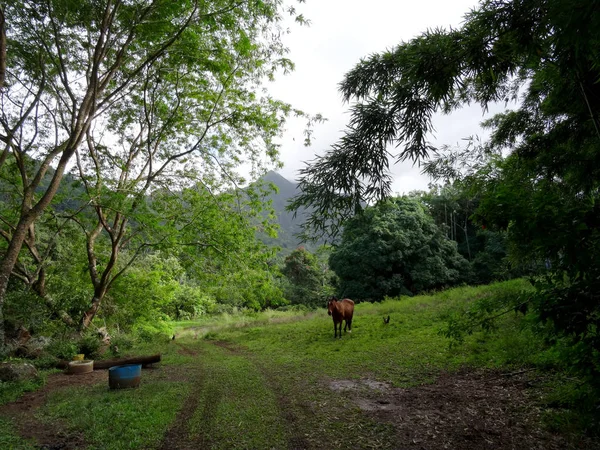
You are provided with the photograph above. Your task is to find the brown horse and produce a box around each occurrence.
[327,296,354,338]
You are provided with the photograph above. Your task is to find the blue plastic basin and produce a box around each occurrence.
[109,364,142,389]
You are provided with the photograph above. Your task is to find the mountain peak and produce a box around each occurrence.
[261,171,294,186]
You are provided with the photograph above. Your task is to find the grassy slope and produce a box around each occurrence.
[1,279,580,448]
[211,279,548,385]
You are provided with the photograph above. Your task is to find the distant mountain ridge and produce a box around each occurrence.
[255,171,317,254]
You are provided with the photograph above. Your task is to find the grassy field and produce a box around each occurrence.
[0,279,595,449]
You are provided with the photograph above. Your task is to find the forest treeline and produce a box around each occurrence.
[0,0,316,350]
[2,162,513,345]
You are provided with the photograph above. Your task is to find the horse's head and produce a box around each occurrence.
[327,296,338,316]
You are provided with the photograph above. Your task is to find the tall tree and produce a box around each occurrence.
[0,3,5,89]
[415,184,514,284]
[290,0,599,239]
[281,246,328,307]
[69,15,299,329]
[0,0,308,346]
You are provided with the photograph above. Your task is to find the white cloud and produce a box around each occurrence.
[267,0,515,193]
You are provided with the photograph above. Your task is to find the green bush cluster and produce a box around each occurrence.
[329,197,470,301]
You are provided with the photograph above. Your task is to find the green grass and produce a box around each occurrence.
[209,279,543,387]
[38,380,190,450]
[4,279,595,448]
[0,377,46,406]
[0,418,35,450]
[0,367,58,449]
[187,343,287,449]
[0,365,62,406]
[172,307,316,339]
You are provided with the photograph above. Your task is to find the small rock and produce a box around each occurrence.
[0,362,38,382]
[28,335,52,351]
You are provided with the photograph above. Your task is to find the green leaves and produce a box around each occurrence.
[291,0,600,243]
[0,0,312,336]
[281,246,330,307]
[287,0,600,395]
[329,197,469,301]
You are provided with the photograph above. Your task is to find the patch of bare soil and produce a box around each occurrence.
[329,370,594,450]
[175,342,199,356]
[1,370,107,449]
[158,369,204,450]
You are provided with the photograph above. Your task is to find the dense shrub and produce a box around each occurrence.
[330,197,470,301]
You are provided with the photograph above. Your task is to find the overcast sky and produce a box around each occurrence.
[266,0,510,194]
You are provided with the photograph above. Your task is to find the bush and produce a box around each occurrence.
[77,333,103,359]
[132,317,173,343]
[330,197,470,300]
[32,355,60,370]
[109,333,135,356]
[45,340,77,361]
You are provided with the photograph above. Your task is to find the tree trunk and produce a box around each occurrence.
[464,216,471,261]
[80,294,104,331]
[0,215,36,347]
[93,354,162,370]
[79,225,117,331]
[0,6,6,89]
[0,149,81,347]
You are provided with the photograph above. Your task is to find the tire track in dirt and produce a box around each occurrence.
[0,370,106,449]
[176,342,199,356]
[157,372,207,450]
[161,340,245,449]
[158,342,206,450]
[191,382,223,449]
[260,369,311,450]
[209,340,311,450]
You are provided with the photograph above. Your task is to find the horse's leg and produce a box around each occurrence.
[347,318,352,333]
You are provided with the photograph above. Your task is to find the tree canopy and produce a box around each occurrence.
[281,246,330,307]
[290,0,600,241]
[329,197,468,301]
[0,0,310,346]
